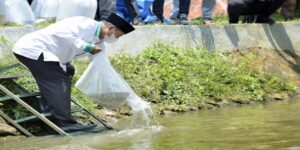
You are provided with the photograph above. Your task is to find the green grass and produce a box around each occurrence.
[0,19,55,27]
[0,44,296,114]
[35,19,55,27]
[108,44,294,112]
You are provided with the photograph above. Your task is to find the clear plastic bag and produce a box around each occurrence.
[4,0,35,25]
[56,0,97,22]
[31,0,59,19]
[76,51,150,111]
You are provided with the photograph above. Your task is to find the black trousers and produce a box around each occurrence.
[227,0,285,23]
[153,0,191,19]
[14,53,77,127]
[27,0,33,5]
[123,0,138,19]
[95,0,116,21]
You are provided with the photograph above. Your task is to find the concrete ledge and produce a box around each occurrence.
[109,23,300,56]
[1,23,299,57]
[0,26,42,57]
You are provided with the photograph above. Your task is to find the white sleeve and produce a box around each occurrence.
[52,31,90,53]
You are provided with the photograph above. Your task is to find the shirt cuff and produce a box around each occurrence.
[84,44,95,53]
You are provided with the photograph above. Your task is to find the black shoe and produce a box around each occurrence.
[256,16,275,24]
[37,99,50,113]
[178,14,189,25]
[60,124,97,133]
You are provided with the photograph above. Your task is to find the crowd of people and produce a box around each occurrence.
[1,0,298,26]
[93,0,220,25]
[93,0,297,25]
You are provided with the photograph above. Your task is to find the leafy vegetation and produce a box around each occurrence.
[35,19,55,27]
[0,44,295,115]
[109,44,295,112]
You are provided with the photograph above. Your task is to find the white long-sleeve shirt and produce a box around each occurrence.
[13,16,104,65]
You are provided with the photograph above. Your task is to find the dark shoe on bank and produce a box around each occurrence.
[179,14,189,25]
[60,124,97,133]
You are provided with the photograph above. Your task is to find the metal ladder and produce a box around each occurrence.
[0,64,113,137]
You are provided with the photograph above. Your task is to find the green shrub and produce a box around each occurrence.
[110,43,295,111]
[0,43,295,113]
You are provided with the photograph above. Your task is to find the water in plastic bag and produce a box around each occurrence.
[76,51,133,110]
[31,0,59,19]
[56,0,97,22]
[76,51,159,128]
[4,0,35,25]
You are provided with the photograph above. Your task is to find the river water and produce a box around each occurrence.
[1,98,300,150]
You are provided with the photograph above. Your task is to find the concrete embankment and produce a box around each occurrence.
[0,23,300,58]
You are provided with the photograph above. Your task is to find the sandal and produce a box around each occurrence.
[203,20,216,26]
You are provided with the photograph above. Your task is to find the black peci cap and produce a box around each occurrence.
[106,13,135,34]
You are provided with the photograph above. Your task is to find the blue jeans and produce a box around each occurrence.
[202,0,216,20]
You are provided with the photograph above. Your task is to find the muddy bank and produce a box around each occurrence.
[0,117,19,136]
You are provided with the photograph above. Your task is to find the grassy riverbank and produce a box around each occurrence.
[73,44,296,114]
[0,44,298,135]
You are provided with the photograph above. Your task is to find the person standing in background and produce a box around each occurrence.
[122,0,140,24]
[27,0,33,5]
[177,0,191,25]
[227,0,285,24]
[153,0,174,24]
[202,0,216,26]
[170,0,179,20]
[281,0,297,20]
[95,0,116,21]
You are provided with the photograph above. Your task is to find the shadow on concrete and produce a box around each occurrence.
[262,23,300,74]
[183,25,201,48]
[280,50,300,74]
[199,26,215,51]
[223,25,239,48]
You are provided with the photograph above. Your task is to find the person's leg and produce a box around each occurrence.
[14,54,77,126]
[153,0,165,21]
[178,0,191,25]
[263,0,286,17]
[227,0,250,23]
[280,0,297,20]
[178,0,190,16]
[95,0,116,21]
[27,0,33,5]
[202,0,216,21]
[14,54,96,132]
[95,0,101,21]
[256,0,285,24]
[170,0,179,19]
[202,0,216,25]
[123,0,138,19]
[153,0,173,23]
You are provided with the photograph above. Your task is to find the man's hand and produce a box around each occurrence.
[90,45,102,54]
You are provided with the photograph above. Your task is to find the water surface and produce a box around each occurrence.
[1,98,300,150]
